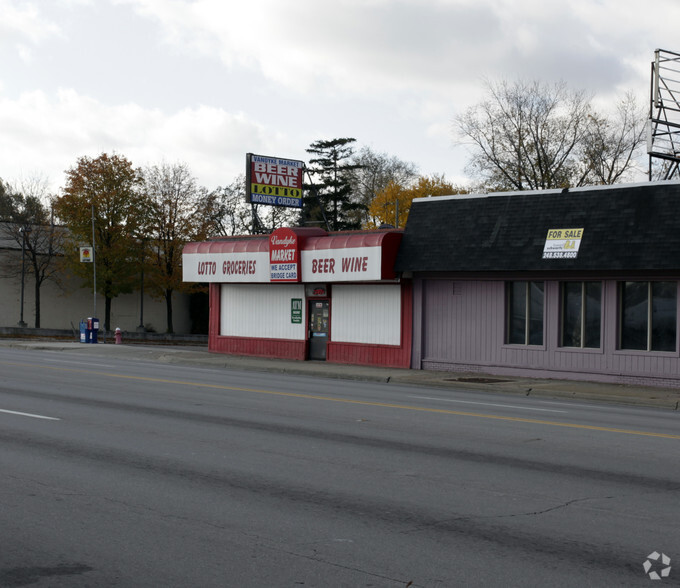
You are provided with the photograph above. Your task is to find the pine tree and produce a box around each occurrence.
[302,138,364,231]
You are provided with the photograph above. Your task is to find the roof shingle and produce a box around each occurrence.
[394,182,680,273]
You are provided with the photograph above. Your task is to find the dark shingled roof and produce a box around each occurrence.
[394,182,680,274]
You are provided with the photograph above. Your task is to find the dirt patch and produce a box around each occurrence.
[446,377,513,384]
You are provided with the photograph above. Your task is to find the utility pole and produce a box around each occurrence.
[91,204,97,319]
[18,225,30,327]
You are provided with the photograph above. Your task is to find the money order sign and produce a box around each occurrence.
[246,153,304,208]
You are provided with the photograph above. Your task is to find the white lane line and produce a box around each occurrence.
[408,395,567,413]
[0,408,60,421]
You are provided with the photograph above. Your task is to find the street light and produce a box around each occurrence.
[18,225,31,328]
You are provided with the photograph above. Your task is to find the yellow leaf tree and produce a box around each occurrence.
[368,174,466,228]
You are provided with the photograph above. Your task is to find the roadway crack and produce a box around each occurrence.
[496,495,616,518]
[402,495,615,534]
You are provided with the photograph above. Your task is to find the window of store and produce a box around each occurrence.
[561,281,602,348]
[506,281,544,345]
[619,281,677,352]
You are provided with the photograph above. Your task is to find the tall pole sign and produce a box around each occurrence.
[246,153,304,209]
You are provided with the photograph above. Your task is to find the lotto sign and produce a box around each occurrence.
[542,228,584,259]
[269,227,300,282]
[246,153,304,208]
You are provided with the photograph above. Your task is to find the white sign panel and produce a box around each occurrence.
[80,246,93,262]
[183,251,270,282]
[301,247,382,282]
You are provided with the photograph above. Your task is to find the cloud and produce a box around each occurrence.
[0,88,281,191]
[0,0,62,44]
[2,0,678,195]
[112,0,673,102]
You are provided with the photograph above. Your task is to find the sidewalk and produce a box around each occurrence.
[2,338,680,410]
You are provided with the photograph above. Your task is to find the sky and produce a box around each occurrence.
[2,0,680,196]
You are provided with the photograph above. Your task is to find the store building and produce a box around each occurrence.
[395,181,680,387]
[182,227,411,367]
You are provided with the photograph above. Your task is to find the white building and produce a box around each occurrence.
[0,225,194,334]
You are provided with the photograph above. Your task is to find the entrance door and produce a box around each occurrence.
[308,300,329,360]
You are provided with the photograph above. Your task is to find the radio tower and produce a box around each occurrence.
[648,49,680,179]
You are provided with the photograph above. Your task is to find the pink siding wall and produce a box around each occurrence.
[416,278,680,387]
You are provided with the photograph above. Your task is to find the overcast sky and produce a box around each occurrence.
[2,0,679,195]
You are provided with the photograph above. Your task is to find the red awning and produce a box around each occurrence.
[183,238,269,255]
[183,230,403,281]
[303,232,403,280]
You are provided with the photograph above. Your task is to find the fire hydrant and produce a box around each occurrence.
[114,327,122,345]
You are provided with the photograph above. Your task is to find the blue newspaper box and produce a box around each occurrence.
[90,317,99,344]
[79,320,87,343]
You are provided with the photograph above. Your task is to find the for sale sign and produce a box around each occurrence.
[246,153,304,208]
[542,228,584,259]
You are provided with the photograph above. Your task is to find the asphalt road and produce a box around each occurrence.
[0,346,678,587]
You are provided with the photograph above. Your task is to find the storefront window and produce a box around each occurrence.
[506,281,544,345]
[561,282,602,348]
[620,281,677,352]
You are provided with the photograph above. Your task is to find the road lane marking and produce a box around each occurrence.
[1,360,679,440]
[408,395,567,413]
[0,408,60,420]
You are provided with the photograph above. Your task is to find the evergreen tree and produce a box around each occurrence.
[302,138,364,231]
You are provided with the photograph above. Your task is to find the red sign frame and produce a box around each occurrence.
[269,227,300,282]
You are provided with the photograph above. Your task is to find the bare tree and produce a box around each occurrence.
[347,146,419,226]
[0,176,65,328]
[212,175,253,236]
[581,92,647,185]
[142,162,217,333]
[455,79,645,191]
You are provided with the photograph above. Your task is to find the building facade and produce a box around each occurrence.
[0,227,194,333]
[182,227,411,367]
[395,182,680,387]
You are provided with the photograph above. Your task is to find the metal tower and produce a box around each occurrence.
[648,49,680,180]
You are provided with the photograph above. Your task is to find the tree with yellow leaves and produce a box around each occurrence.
[367,174,466,228]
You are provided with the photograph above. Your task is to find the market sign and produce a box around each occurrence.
[543,228,584,259]
[246,153,304,208]
[270,227,300,282]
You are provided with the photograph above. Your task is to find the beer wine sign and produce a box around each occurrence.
[246,153,304,208]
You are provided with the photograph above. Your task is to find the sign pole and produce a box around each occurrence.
[91,204,96,319]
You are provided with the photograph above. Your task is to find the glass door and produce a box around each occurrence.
[308,300,329,360]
